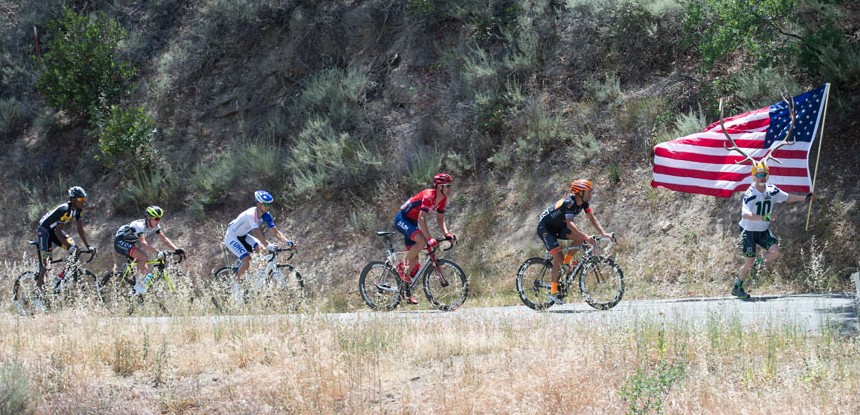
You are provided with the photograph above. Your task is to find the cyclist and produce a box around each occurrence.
[36,186,94,288]
[223,190,292,302]
[732,161,813,299]
[114,205,184,294]
[393,172,457,304]
[537,179,613,304]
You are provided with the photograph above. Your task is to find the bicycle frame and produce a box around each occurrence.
[378,232,454,291]
[29,241,96,289]
[119,252,184,292]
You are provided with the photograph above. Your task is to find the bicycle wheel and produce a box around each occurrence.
[270,264,305,311]
[99,271,137,313]
[13,271,45,315]
[64,269,101,307]
[358,261,401,311]
[578,255,624,310]
[210,267,235,313]
[422,259,468,311]
[515,257,556,311]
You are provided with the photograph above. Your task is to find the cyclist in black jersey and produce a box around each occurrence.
[36,186,94,287]
[537,179,613,303]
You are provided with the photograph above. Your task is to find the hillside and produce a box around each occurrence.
[1,0,858,309]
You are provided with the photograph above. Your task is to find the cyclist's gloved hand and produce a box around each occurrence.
[806,192,813,203]
[444,233,457,243]
[174,248,185,256]
[427,238,438,248]
[267,243,277,252]
[157,251,165,260]
[762,212,772,221]
[88,245,97,254]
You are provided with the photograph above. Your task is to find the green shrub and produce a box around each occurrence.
[96,105,156,170]
[0,97,28,138]
[113,168,176,215]
[295,67,368,131]
[35,7,136,123]
[585,73,623,105]
[620,359,687,415]
[0,360,39,415]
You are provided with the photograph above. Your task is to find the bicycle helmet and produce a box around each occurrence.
[68,186,87,199]
[254,190,274,204]
[145,205,164,219]
[569,179,593,194]
[751,160,769,177]
[433,173,453,186]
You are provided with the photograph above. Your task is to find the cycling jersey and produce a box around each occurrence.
[738,184,788,232]
[115,219,162,243]
[538,196,590,229]
[39,202,82,229]
[224,207,277,260]
[226,207,276,237]
[399,189,446,221]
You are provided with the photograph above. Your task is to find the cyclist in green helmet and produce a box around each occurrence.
[113,205,184,294]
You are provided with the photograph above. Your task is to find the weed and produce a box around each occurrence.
[620,358,687,415]
[0,360,38,415]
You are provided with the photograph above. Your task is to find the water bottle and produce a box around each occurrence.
[272,269,285,287]
[142,273,154,287]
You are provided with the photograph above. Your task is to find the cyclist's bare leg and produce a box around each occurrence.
[37,252,50,288]
[129,247,149,277]
[235,256,252,283]
[549,248,563,287]
[404,234,428,271]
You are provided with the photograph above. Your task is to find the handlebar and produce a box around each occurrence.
[76,247,97,263]
[265,242,297,262]
[427,236,457,254]
[580,233,616,253]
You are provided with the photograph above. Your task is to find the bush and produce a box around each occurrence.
[295,67,368,131]
[96,105,156,170]
[0,360,39,415]
[0,97,28,138]
[35,7,136,123]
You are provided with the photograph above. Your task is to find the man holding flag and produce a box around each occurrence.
[652,84,828,298]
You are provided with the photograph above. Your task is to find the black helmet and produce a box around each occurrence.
[68,186,87,199]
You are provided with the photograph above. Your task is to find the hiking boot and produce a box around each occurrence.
[731,280,750,299]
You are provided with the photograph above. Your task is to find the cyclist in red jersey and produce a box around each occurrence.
[393,173,458,304]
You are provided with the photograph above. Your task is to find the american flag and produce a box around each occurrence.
[651,84,828,197]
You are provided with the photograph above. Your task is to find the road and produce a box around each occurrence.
[339,293,859,336]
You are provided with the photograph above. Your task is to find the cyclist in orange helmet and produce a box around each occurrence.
[393,172,457,304]
[537,179,613,304]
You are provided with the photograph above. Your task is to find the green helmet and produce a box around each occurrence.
[145,205,164,219]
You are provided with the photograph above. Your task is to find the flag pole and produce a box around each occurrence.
[806,83,830,231]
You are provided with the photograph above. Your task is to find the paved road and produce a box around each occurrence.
[344,293,859,336]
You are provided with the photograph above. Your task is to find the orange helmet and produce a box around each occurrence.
[751,161,769,177]
[569,179,593,194]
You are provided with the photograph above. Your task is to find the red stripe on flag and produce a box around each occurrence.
[654,147,807,165]
[649,181,739,198]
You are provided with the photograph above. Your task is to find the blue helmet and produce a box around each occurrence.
[254,190,274,204]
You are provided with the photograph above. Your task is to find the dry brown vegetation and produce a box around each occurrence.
[1,308,859,414]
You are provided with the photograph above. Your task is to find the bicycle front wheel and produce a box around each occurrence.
[272,264,305,311]
[13,271,44,315]
[210,267,235,313]
[515,257,555,311]
[64,269,101,307]
[578,255,624,310]
[358,261,401,311]
[422,259,468,311]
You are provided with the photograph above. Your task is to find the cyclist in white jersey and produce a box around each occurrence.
[223,190,292,299]
[732,160,812,299]
[114,206,184,294]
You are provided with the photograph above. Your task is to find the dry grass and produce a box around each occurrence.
[1,307,858,414]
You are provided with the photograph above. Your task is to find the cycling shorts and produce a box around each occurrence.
[537,222,572,253]
[224,233,259,260]
[739,227,778,258]
[394,211,421,248]
[37,226,65,253]
[113,235,137,258]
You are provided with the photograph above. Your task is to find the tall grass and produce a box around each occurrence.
[0,309,857,413]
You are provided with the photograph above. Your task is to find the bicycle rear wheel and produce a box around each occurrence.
[515,257,556,311]
[578,255,624,310]
[422,259,468,311]
[13,271,45,315]
[358,261,401,311]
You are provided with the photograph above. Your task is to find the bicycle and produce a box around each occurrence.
[516,235,624,311]
[210,244,305,312]
[99,250,189,313]
[359,231,467,311]
[13,241,98,315]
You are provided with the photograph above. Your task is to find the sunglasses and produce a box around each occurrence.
[755,173,768,178]
[263,202,272,207]
[152,217,161,222]
[440,184,453,188]
[76,197,86,202]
